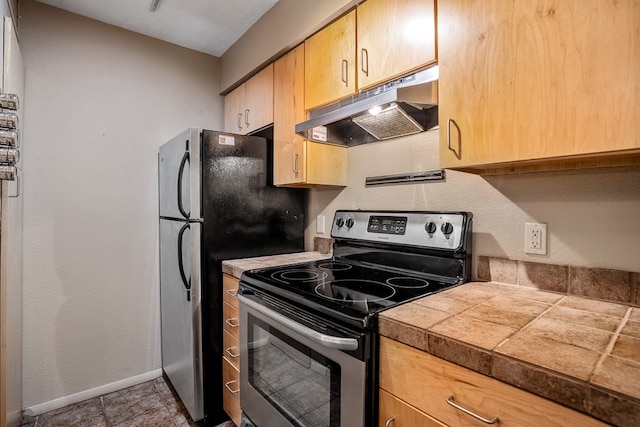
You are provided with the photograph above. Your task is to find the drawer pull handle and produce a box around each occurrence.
[384,416,395,427]
[225,318,240,328]
[225,289,238,297]
[224,380,239,394]
[446,396,498,424]
[225,347,239,358]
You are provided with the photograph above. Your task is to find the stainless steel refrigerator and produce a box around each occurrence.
[158,128,305,425]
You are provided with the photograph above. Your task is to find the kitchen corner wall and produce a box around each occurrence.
[19,0,223,410]
[305,131,640,273]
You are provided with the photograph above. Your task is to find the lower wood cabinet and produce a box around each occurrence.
[379,337,607,427]
[222,357,241,426]
[222,274,241,426]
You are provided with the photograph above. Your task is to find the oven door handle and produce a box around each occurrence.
[239,294,359,352]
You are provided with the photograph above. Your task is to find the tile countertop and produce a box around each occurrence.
[379,281,640,427]
[221,251,331,279]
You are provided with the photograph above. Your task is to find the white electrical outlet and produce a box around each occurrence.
[525,222,547,255]
[316,215,325,234]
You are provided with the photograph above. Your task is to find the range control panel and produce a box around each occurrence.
[367,215,407,235]
[331,210,472,251]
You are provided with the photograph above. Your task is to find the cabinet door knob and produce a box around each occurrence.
[292,153,299,175]
[384,416,395,427]
[446,395,498,424]
[244,109,250,127]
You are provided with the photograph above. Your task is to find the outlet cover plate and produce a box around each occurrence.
[525,222,547,255]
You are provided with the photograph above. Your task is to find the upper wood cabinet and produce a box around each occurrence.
[273,44,347,187]
[304,10,357,110]
[224,64,274,135]
[357,0,436,91]
[438,0,640,173]
[304,0,437,110]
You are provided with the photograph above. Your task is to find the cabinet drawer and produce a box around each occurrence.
[379,389,446,427]
[222,328,240,371]
[222,357,241,427]
[380,337,607,427]
[222,274,239,309]
[222,301,240,339]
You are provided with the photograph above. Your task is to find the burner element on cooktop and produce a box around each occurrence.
[271,269,329,283]
[315,280,396,303]
[317,261,353,271]
[386,276,429,289]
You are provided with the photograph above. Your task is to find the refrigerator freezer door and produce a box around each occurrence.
[158,128,201,220]
[200,130,305,260]
[159,218,203,421]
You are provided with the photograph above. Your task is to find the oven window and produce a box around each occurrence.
[248,314,340,427]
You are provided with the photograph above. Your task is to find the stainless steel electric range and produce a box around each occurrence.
[238,210,473,427]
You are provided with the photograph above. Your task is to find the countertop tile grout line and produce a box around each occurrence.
[588,306,633,383]
[493,293,566,350]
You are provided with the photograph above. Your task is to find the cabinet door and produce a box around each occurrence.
[305,143,347,186]
[244,63,273,134]
[224,84,245,133]
[357,0,436,91]
[274,45,308,185]
[438,0,640,169]
[304,10,357,110]
[274,44,348,187]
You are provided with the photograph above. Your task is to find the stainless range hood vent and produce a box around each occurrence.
[295,65,438,146]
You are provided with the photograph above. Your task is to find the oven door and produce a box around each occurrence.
[238,291,367,427]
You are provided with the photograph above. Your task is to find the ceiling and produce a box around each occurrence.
[35,0,280,57]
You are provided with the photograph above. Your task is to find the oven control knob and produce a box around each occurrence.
[441,222,454,235]
[335,217,345,228]
[425,221,437,234]
[345,218,354,228]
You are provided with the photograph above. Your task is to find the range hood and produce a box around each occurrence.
[295,65,439,147]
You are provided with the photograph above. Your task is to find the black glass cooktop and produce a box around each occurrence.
[240,257,462,330]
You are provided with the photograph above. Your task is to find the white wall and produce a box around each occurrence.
[306,131,640,273]
[20,0,223,409]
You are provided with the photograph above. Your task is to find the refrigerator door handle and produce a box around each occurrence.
[177,151,190,219]
[177,222,191,301]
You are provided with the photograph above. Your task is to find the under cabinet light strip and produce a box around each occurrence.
[365,169,445,186]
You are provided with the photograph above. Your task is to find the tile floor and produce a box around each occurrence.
[20,375,236,427]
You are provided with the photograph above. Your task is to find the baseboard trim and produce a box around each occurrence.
[23,369,163,417]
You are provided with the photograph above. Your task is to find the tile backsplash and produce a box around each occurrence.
[477,256,639,307]
[313,237,334,254]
